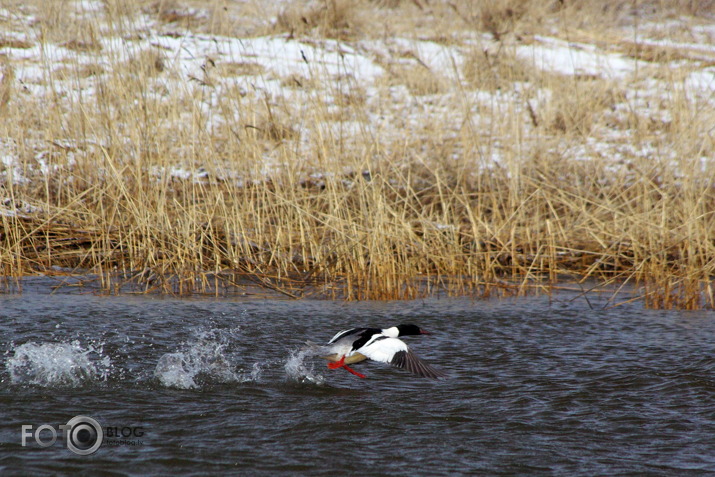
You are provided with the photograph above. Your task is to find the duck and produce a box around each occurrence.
[322,324,445,379]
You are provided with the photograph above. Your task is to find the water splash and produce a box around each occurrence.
[154,328,250,389]
[284,344,326,385]
[240,362,263,382]
[7,340,111,387]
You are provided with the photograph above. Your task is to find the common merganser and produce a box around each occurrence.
[322,324,445,379]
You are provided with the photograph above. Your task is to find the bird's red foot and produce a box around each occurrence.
[342,365,366,379]
[326,356,367,378]
[327,356,345,369]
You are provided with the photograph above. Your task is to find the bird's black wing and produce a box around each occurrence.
[391,350,446,379]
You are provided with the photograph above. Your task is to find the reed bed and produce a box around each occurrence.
[1,0,714,308]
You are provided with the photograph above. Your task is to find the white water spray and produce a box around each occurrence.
[7,340,111,386]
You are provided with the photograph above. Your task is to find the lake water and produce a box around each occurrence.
[1,279,715,475]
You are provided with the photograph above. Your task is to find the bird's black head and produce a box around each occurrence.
[396,324,430,336]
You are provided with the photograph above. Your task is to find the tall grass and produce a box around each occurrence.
[1,0,714,308]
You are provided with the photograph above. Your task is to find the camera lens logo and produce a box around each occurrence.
[64,416,103,455]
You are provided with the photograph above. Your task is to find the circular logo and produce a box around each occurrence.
[65,416,103,455]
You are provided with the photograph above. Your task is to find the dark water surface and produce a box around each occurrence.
[1,280,715,475]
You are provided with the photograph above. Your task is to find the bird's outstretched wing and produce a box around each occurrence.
[390,349,446,379]
[359,336,446,379]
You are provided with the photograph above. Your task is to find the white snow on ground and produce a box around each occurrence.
[685,68,715,92]
[517,36,638,79]
[0,140,28,186]
[147,33,389,102]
